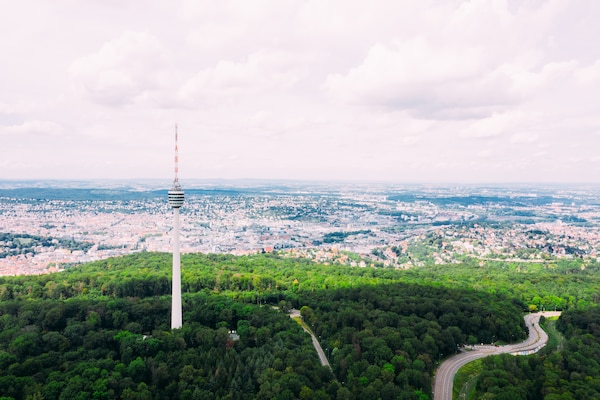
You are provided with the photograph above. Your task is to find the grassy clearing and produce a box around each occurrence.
[454,358,483,400]
[292,315,314,335]
[541,316,564,353]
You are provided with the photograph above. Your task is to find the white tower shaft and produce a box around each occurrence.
[171,207,182,329]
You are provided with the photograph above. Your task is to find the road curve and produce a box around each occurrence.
[433,311,561,400]
[289,309,331,369]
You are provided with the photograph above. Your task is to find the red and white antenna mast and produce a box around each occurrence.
[174,124,179,183]
[168,124,184,208]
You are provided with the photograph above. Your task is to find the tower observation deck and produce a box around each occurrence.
[168,183,185,208]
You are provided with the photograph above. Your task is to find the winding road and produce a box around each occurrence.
[433,311,561,400]
[289,309,331,369]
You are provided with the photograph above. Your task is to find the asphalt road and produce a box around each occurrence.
[289,309,331,369]
[432,311,561,400]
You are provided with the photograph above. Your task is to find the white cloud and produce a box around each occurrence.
[181,0,305,56]
[461,111,527,139]
[0,101,32,115]
[70,31,170,106]
[322,0,585,123]
[575,59,600,84]
[324,38,487,111]
[0,120,65,137]
[509,132,540,144]
[323,31,524,119]
[178,50,309,107]
[2,0,600,182]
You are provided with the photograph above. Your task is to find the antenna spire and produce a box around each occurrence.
[168,125,184,207]
[174,124,179,183]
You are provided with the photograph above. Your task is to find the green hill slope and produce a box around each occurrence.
[0,252,599,399]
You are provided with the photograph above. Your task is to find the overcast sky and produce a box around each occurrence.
[1,0,599,184]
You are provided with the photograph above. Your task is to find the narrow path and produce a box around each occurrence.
[289,309,331,370]
[433,311,561,400]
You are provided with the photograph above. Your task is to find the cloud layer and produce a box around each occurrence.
[1,0,600,183]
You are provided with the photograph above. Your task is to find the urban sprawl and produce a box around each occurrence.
[1,183,600,276]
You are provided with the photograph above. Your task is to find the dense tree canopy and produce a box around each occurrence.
[0,292,332,400]
[0,252,599,399]
[471,307,600,399]
[299,283,525,398]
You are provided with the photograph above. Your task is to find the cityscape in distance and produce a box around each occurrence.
[2,179,600,277]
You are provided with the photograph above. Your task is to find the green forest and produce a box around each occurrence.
[0,252,600,399]
[470,309,600,399]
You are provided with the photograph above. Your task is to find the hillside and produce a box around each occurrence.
[0,252,599,399]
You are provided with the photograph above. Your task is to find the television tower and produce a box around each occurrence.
[168,124,184,329]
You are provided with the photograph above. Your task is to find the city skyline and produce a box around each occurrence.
[2,1,600,183]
